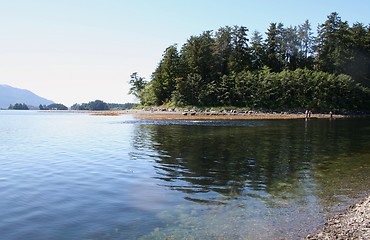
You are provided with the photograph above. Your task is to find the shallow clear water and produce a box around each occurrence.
[0,110,369,239]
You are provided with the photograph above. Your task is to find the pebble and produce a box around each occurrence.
[306,195,370,239]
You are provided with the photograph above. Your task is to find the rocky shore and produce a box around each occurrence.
[130,108,345,120]
[59,108,370,120]
[307,195,370,240]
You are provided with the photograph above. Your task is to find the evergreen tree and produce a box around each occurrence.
[298,20,315,68]
[151,45,181,105]
[228,26,251,73]
[346,22,370,86]
[213,26,233,77]
[316,12,352,74]
[134,14,370,110]
[180,31,217,105]
[46,103,68,110]
[9,103,29,110]
[250,30,265,70]
[264,23,284,72]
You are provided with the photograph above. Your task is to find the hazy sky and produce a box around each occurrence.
[0,0,369,106]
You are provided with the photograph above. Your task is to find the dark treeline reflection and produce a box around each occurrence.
[131,119,370,204]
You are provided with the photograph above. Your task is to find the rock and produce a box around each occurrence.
[307,195,370,239]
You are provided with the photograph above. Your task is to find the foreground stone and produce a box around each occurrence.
[307,195,370,240]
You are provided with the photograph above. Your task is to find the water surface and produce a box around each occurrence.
[0,110,369,239]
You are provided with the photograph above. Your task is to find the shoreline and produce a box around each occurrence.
[307,195,370,239]
[82,109,353,120]
[133,111,339,120]
[35,108,370,120]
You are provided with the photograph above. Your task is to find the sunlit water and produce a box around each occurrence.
[0,110,369,239]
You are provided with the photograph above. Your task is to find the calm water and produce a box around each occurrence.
[0,110,369,240]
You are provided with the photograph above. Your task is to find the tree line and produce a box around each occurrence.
[130,12,370,110]
[7,101,136,111]
[71,100,109,111]
[8,103,29,110]
[71,100,137,111]
[39,103,68,110]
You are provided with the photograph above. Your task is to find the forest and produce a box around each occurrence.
[8,103,29,110]
[71,100,137,110]
[39,103,68,110]
[130,12,370,111]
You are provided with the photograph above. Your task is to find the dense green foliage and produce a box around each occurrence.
[8,103,29,110]
[71,100,136,111]
[39,103,68,110]
[107,103,137,110]
[130,12,370,110]
[71,100,109,111]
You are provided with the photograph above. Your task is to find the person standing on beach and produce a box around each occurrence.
[305,110,312,118]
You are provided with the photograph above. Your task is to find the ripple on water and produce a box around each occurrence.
[116,119,268,127]
[1,112,370,239]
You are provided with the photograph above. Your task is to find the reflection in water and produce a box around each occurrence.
[2,111,368,240]
[0,111,370,240]
[131,118,370,239]
[134,120,366,199]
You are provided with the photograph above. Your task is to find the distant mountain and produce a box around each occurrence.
[0,84,54,109]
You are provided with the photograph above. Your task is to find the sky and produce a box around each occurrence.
[0,0,369,106]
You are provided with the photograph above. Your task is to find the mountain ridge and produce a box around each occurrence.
[0,84,54,109]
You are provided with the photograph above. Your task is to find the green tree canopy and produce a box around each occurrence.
[71,100,109,111]
[40,103,68,110]
[9,103,29,110]
[129,72,147,99]
[130,12,370,110]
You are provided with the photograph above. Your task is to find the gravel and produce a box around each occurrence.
[306,195,370,240]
